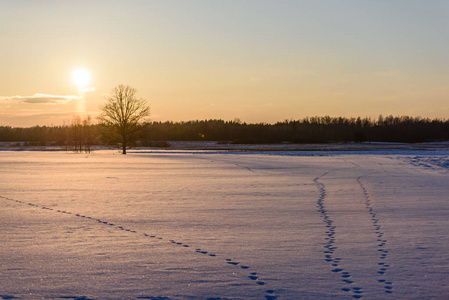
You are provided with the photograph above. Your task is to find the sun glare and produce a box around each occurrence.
[72,68,91,91]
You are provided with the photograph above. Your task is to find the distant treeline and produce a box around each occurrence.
[1,115,449,147]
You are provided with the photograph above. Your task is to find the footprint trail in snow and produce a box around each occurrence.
[357,177,394,295]
[0,195,278,300]
[314,172,394,298]
[314,173,364,298]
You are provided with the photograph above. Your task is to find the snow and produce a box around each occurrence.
[1,149,448,299]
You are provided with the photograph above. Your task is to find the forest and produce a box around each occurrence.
[1,115,449,150]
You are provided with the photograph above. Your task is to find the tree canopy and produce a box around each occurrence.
[98,84,150,154]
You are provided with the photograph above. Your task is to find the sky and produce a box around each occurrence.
[1,0,449,127]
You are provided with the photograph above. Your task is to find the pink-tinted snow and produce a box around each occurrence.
[1,150,448,299]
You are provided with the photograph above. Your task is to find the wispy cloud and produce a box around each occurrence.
[0,93,81,104]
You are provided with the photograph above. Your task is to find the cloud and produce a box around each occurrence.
[0,93,81,104]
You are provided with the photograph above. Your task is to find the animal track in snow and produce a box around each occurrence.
[0,195,278,300]
[313,170,395,297]
[356,177,394,294]
[314,173,363,298]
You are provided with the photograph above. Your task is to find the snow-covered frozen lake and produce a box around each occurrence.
[1,149,448,299]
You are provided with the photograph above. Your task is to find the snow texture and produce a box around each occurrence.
[1,149,448,299]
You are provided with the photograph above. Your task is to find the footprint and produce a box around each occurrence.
[332,268,343,273]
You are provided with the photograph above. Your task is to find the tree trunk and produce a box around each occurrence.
[122,136,127,154]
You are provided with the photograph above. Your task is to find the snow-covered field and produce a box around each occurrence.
[1,148,448,299]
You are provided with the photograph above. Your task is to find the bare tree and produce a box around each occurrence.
[99,84,150,154]
[70,116,82,153]
[83,116,92,153]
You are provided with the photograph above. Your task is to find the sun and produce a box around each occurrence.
[71,68,91,91]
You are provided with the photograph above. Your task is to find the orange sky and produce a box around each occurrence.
[1,1,449,127]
